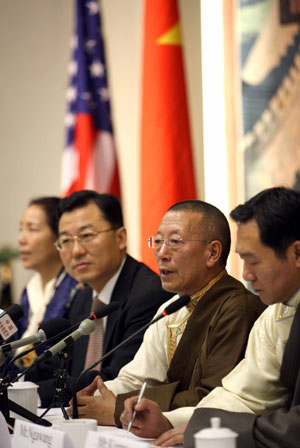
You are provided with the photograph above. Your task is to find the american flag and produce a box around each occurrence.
[61,0,121,198]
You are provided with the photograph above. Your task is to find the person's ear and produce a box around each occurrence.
[293,241,300,266]
[206,240,222,267]
[116,226,127,250]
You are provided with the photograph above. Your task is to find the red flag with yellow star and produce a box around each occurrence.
[140,0,196,271]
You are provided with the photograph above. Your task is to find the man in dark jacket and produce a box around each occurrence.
[33,190,172,406]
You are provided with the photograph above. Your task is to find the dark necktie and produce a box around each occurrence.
[279,305,300,397]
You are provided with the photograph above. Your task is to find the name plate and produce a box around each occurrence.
[12,420,74,448]
[0,412,11,448]
[85,430,151,448]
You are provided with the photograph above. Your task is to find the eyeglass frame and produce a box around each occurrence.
[55,227,120,251]
[147,236,210,250]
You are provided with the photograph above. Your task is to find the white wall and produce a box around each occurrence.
[0,0,202,300]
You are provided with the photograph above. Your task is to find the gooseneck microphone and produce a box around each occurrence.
[72,294,190,418]
[34,319,95,364]
[0,318,71,369]
[160,294,190,316]
[89,301,119,321]
[15,301,120,381]
[1,317,71,357]
[2,318,72,376]
[81,294,189,373]
[36,302,120,364]
[5,302,119,372]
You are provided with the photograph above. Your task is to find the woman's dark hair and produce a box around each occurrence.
[230,187,300,258]
[29,197,60,237]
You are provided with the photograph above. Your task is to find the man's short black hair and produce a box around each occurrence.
[29,196,60,237]
[168,200,231,267]
[57,190,123,228]
[230,187,300,258]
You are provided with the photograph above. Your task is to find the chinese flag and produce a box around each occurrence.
[140,0,196,271]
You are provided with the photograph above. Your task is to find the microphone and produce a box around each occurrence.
[12,302,119,361]
[8,302,118,361]
[42,302,120,361]
[0,304,24,343]
[0,318,71,366]
[31,319,95,366]
[72,294,190,418]
[0,318,71,376]
[13,302,120,382]
[89,301,119,321]
[84,294,189,373]
[161,294,190,316]
[30,302,120,367]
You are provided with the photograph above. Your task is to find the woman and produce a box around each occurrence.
[17,196,79,340]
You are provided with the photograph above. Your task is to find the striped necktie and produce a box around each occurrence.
[84,297,105,369]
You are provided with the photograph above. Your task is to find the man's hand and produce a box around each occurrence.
[120,397,172,439]
[68,377,116,425]
[154,424,187,446]
[71,375,101,403]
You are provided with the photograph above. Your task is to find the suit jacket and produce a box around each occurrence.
[26,255,171,407]
[69,254,172,383]
[184,304,300,448]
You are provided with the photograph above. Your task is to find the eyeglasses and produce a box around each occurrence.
[55,228,118,251]
[147,236,209,250]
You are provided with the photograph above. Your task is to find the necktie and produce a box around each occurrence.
[84,297,104,369]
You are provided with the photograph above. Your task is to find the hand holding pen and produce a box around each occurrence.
[127,382,147,433]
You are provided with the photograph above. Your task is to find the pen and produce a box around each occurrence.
[127,381,147,433]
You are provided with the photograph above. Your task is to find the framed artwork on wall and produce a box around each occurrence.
[236,0,300,198]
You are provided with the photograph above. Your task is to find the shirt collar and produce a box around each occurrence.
[285,288,300,308]
[188,269,227,310]
[93,256,126,305]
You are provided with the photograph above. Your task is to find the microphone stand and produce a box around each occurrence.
[4,321,81,380]
[0,333,77,426]
[39,349,71,420]
[0,318,94,426]
[0,376,10,421]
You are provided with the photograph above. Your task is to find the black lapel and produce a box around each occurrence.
[102,255,138,354]
[70,285,93,323]
[280,305,300,398]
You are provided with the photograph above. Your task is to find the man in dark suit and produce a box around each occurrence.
[56,191,171,390]
[68,255,170,382]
